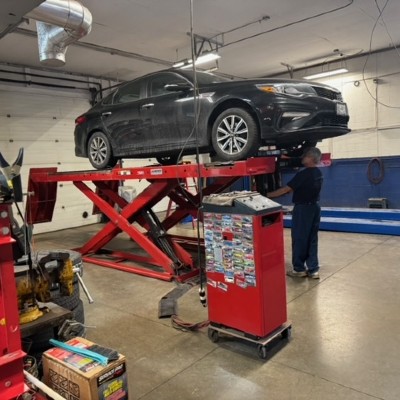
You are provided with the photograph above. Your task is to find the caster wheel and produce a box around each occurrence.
[208,328,219,343]
[282,327,292,340]
[257,344,268,359]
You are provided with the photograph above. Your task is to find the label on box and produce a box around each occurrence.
[46,346,99,373]
[98,362,128,400]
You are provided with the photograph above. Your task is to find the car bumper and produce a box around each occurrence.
[256,95,350,145]
[74,126,87,157]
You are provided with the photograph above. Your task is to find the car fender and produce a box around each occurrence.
[206,95,262,136]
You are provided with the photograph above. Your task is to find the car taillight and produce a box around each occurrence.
[75,115,87,126]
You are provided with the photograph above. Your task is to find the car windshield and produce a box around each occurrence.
[179,70,231,85]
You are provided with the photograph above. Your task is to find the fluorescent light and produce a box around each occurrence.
[181,62,194,70]
[173,61,185,68]
[303,68,348,80]
[179,52,220,69]
[195,52,221,65]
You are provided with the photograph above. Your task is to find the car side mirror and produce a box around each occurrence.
[164,83,192,92]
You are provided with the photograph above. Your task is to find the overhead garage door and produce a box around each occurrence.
[0,82,98,234]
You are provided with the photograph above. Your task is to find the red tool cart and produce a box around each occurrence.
[203,192,291,358]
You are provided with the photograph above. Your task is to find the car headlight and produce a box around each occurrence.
[256,84,316,97]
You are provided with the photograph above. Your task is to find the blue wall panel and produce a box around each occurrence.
[279,156,400,209]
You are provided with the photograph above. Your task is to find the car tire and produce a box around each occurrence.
[87,132,117,169]
[211,108,260,161]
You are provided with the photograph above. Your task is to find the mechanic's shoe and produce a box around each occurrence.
[286,270,307,277]
[308,271,320,279]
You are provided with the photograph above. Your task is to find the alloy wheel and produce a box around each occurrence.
[216,115,249,155]
[90,136,108,165]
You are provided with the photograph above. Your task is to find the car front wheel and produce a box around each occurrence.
[87,132,117,169]
[211,108,260,161]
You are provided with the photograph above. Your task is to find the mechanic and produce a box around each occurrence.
[268,147,323,279]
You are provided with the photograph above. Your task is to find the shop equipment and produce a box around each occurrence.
[0,150,48,399]
[27,158,275,282]
[203,191,291,358]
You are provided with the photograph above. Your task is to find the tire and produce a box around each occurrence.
[211,108,260,161]
[72,299,85,325]
[87,131,117,169]
[50,281,80,310]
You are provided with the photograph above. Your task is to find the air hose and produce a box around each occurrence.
[367,157,384,184]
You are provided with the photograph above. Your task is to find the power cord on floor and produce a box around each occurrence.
[171,314,209,332]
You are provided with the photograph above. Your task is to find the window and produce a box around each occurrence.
[179,70,231,84]
[114,80,142,104]
[148,73,190,97]
[101,90,116,105]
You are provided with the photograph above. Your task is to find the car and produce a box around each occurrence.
[74,69,350,169]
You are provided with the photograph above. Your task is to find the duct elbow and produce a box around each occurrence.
[36,22,67,67]
[28,0,92,67]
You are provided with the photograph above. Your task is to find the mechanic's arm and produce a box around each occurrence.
[267,186,293,198]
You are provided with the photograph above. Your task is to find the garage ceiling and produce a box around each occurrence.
[0,0,399,81]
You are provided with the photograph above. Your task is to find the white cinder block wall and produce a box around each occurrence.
[289,48,400,159]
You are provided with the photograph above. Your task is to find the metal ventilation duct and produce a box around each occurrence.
[26,0,92,67]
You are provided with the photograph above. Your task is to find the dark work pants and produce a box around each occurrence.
[291,204,321,273]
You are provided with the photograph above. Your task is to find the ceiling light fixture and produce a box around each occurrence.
[195,52,221,65]
[172,60,186,68]
[177,52,221,69]
[303,68,348,80]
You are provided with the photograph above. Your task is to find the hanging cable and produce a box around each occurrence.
[362,0,400,109]
[220,0,354,48]
[189,0,207,307]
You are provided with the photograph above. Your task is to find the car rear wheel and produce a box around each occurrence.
[211,108,260,161]
[88,132,117,169]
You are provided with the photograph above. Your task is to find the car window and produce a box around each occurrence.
[114,80,142,104]
[148,73,189,97]
[101,90,116,105]
[179,70,231,84]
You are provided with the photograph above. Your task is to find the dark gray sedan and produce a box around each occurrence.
[74,69,350,169]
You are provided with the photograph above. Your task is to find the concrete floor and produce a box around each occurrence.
[34,224,400,400]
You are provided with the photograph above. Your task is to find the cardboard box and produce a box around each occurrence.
[43,337,128,400]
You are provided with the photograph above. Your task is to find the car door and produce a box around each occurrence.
[142,72,195,151]
[101,78,146,154]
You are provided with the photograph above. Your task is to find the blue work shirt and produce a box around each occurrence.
[287,167,323,204]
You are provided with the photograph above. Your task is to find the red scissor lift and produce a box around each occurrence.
[27,158,275,282]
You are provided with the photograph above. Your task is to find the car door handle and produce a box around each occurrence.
[101,111,112,116]
[141,103,154,109]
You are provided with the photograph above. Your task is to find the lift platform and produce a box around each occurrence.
[27,158,275,282]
